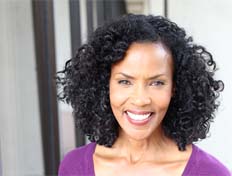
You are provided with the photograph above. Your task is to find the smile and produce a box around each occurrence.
[125,110,154,126]
[126,111,152,120]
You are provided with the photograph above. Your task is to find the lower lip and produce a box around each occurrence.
[125,112,153,126]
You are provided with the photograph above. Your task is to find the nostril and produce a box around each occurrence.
[131,96,152,106]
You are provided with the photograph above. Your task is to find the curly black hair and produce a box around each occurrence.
[56,14,224,151]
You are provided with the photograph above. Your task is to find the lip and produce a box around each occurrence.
[126,109,153,115]
[125,110,154,126]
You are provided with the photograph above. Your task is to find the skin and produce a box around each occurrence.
[93,42,192,176]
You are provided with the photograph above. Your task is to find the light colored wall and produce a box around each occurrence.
[126,0,164,15]
[167,0,232,169]
[53,0,76,158]
[54,0,92,157]
[0,0,44,175]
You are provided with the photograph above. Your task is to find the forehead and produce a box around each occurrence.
[111,42,173,75]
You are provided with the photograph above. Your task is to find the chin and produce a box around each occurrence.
[121,128,155,141]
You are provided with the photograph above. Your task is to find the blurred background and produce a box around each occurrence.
[0,0,231,175]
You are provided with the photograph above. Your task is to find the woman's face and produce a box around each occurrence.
[109,42,174,141]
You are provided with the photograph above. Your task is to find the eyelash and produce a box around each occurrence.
[117,80,165,86]
[150,81,165,86]
[118,80,131,85]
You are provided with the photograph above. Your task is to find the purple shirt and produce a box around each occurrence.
[58,142,231,176]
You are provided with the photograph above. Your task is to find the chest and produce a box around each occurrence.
[93,158,186,176]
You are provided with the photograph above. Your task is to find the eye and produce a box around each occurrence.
[118,80,131,85]
[150,80,165,86]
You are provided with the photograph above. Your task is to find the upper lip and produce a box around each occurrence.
[126,109,153,115]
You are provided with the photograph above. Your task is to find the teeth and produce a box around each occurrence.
[126,111,151,121]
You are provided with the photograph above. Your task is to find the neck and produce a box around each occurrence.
[113,127,177,164]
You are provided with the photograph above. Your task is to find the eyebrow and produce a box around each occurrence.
[115,72,166,80]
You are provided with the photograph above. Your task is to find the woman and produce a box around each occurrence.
[57,14,230,175]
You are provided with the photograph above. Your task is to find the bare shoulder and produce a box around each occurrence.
[93,144,122,176]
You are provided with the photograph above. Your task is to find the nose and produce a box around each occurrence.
[130,85,152,107]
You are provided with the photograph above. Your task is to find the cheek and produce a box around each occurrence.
[110,84,128,108]
[154,91,172,110]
